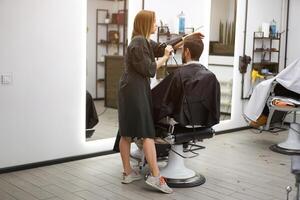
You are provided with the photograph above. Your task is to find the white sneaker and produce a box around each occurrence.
[130,148,143,160]
[145,175,173,194]
[121,169,143,184]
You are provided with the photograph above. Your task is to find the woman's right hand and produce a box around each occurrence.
[164,45,174,58]
[156,45,173,69]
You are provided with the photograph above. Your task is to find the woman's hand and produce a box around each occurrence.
[156,45,173,69]
[164,45,174,58]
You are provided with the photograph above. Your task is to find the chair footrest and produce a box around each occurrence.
[172,126,213,144]
[155,123,214,144]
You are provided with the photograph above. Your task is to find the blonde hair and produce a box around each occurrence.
[132,10,155,39]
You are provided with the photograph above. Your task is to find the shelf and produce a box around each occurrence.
[97,61,104,64]
[253,62,279,65]
[158,32,185,36]
[98,41,124,45]
[97,78,105,82]
[254,37,280,40]
[254,49,279,53]
[97,23,126,26]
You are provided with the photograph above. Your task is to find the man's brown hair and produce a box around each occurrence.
[132,10,155,39]
[183,34,204,60]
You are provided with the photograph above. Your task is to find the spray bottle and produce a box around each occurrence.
[270,19,277,38]
[178,11,185,34]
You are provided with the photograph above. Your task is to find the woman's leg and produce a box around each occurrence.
[143,138,173,193]
[143,138,160,176]
[119,136,132,175]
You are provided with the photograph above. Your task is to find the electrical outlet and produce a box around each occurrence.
[1,73,13,85]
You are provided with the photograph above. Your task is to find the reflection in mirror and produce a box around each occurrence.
[86,0,128,141]
[208,0,236,121]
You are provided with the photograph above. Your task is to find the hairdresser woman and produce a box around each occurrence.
[118,10,173,194]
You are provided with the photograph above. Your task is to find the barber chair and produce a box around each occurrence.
[260,82,300,199]
[155,123,214,188]
[261,82,300,154]
[132,120,214,188]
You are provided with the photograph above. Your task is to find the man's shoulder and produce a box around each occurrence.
[177,63,208,73]
[176,63,218,79]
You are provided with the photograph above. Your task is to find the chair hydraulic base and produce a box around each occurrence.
[270,123,300,155]
[270,145,300,155]
[160,144,206,188]
[164,173,206,188]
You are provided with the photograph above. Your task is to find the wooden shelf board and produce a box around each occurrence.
[254,49,279,52]
[253,62,279,65]
[98,41,124,45]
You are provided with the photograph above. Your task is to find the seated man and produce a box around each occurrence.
[244,58,300,127]
[129,34,220,160]
[151,34,220,127]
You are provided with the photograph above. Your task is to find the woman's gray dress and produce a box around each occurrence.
[118,36,157,138]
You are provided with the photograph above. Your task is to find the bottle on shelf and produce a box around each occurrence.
[178,11,185,34]
[104,12,110,24]
[270,19,277,38]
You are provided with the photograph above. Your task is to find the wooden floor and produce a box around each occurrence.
[1,129,296,200]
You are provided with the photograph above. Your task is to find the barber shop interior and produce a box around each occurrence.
[1,0,300,199]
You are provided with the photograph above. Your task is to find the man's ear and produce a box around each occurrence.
[186,48,191,58]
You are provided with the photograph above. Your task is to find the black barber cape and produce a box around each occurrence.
[152,63,220,127]
[86,91,98,129]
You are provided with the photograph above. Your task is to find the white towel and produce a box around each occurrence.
[244,58,300,121]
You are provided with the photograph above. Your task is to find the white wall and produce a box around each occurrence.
[127,0,143,41]
[286,0,300,126]
[287,0,300,65]
[0,0,114,169]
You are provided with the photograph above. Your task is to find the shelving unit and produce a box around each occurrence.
[252,31,281,75]
[95,7,127,100]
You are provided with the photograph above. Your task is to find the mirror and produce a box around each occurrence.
[143,0,236,122]
[86,0,128,141]
[208,0,236,121]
